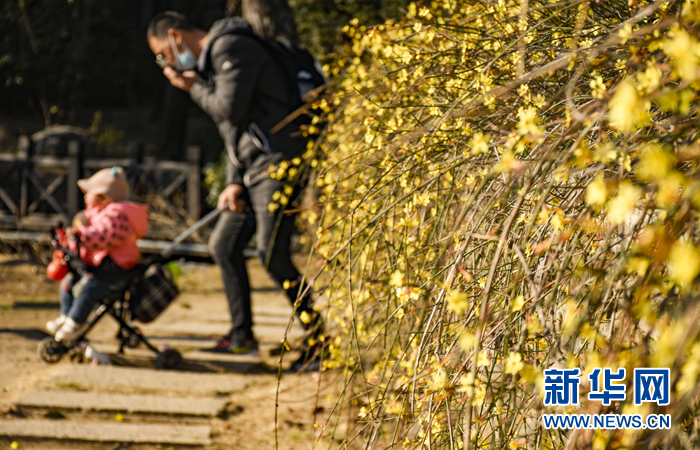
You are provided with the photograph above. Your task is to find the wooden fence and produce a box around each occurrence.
[0,137,211,258]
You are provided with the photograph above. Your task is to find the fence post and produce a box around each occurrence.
[186,145,201,220]
[17,135,33,220]
[66,140,83,218]
[127,141,143,193]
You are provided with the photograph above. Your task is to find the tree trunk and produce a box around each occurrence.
[228,0,299,44]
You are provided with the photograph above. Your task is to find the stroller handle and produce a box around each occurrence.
[159,204,227,258]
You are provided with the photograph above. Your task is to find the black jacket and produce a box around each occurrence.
[190,17,306,187]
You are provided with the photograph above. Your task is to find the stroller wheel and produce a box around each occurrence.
[68,347,86,364]
[127,328,142,349]
[155,348,183,370]
[38,337,67,364]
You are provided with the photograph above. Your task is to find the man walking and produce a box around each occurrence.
[147,11,320,370]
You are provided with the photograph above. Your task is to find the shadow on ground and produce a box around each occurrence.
[0,328,51,341]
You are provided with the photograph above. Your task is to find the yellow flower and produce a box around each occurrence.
[683,0,700,23]
[468,132,490,155]
[505,352,524,374]
[677,343,700,395]
[300,311,311,324]
[494,151,515,172]
[607,181,640,225]
[627,257,650,276]
[511,295,525,312]
[637,65,662,94]
[619,23,633,44]
[429,366,448,391]
[472,385,486,406]
[668,241,700,285]
[517,83,529,97]
[458,372,475,394]
[517,106,543,136]
[526,316,541,334]
[509,438,528,449]
[10,442,19,450]
[657,172,685,207]
[652,322,686,367]
[636,143,674,181]
[663,29,699,81]
[459,332,476,351]
[608,79,650,133]
[550,209,565,232]
[589,75,606,99]
[390,270,404,287]
[585,174,608,207]
[477,350,490,367]
[656,88,694,115]
[446,289,469,314]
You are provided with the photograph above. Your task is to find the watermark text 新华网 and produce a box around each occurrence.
[541,367,671,430]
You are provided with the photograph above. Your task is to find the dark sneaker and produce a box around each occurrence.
[290,344,323,372]
[201,336,259,355]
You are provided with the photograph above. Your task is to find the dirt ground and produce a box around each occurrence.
[0,253,346,450]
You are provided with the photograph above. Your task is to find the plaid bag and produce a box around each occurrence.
[129,264,179,323]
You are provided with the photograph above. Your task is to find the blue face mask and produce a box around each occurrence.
[169,35,196,72]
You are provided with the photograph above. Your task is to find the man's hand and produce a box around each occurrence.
[218,184,246,212]
[163,67,197,93]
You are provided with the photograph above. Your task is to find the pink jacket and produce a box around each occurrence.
[75,202,149,269]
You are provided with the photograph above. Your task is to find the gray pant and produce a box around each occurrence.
[208,177,314,340]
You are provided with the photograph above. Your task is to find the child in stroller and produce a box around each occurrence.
[46,166,149,343]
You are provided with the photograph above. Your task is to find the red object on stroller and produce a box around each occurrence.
[46,250,69,281]
[46,227,70,281]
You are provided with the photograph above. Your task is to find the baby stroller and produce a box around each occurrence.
[38,206,225,370]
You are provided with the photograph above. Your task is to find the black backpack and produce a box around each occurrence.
[208,30,327,116]
[247,36,328,136]
[257,38,328,109]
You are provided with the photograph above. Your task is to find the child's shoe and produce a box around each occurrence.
[55,317,84,343]
[46,315,67,334]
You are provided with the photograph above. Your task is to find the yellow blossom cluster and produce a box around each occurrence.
[297,1,700,448]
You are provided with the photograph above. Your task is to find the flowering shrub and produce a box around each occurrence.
[303,0,700,448]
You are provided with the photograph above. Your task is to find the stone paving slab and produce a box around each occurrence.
[251,306,295,317]
[144,322,304,342]
[16,390,227,417]
[88,343,261,366]
[46,365,252,396]
[146,336,282,350]
[81,344,259,373]
[200,313,294,327]
[181,350,262,364]
[0,419,211,445]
